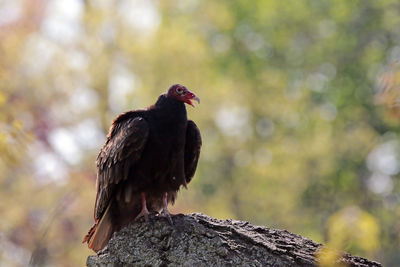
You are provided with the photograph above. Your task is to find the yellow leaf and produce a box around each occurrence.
[12,120,23,131]
[0,132,7,144]
[326,206,380,255]
[0,92,6,106]
[316,246,344,267]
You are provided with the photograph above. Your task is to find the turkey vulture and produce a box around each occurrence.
[83,84,201,252]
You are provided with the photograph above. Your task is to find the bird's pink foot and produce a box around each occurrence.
[135,193,149,222]
[160,192,173,225]
[134,207,149,222]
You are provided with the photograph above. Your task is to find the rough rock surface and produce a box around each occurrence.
[86,213,381,267]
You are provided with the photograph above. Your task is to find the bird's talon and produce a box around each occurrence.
[160,192,173,225]
[167,215,173,225]
[135,193,150,223]
[134,208,150,222]
[160,209,173,225]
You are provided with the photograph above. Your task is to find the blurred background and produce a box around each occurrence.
[1,0,400,266]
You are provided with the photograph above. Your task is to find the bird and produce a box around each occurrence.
[83,84,201,252]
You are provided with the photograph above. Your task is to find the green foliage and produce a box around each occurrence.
[0,0,399,265]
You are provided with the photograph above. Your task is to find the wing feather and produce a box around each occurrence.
[184,120,202,183]
[94,116,149,220]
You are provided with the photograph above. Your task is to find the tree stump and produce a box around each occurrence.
[86,213,381,267]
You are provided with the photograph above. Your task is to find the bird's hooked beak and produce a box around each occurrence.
[184,91,200,107]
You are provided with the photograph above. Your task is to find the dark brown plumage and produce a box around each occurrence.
[83,84,201,252]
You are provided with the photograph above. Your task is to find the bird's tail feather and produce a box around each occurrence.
[82,222,97,244]
[82,203,114,252]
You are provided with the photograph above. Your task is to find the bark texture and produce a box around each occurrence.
[86,213,381,267]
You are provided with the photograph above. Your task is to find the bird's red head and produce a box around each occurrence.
[167,84,200,107]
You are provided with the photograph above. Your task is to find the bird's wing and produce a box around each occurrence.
[94,116,149,220]
[184,120,202,183]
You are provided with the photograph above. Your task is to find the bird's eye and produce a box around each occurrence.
[176,88,183,94]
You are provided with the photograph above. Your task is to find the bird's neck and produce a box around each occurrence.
[153,94,187,122]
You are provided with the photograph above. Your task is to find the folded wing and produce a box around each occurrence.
[95,116,149,220]
[184,120,202,184]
